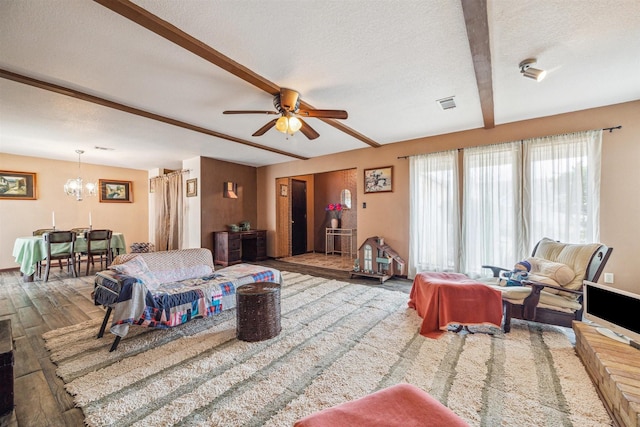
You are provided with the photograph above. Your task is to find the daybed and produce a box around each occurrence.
[93,248,281,351]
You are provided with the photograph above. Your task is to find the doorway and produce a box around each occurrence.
[275,169,356,259]
[291,179,307,255]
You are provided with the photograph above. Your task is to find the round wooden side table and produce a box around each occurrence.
[236,282,281,342]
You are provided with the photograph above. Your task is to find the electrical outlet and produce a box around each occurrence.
[604,273,614,284]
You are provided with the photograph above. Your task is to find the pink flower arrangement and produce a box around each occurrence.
[326,203,343,218]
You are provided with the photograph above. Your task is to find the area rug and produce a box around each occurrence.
[279,253,354,272]
[43,272,611,427]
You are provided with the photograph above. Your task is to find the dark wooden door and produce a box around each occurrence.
[291,179,307,255]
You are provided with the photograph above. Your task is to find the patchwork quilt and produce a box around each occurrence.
[94,263,281,337]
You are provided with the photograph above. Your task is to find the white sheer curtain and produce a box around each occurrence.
[408,151,459,278]
[524,130,602,244]
[408,131,602,278]
[461,142,525,277]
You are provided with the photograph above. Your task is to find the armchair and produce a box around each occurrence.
[483,237,612,332]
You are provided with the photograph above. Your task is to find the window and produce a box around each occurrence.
[524,131,602,245]
[409,151,459,277]
[461,142,524,277]
[408,130,602,278]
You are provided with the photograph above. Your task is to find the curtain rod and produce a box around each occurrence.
[397,125,622,159]
[150,169,192,179]
[397,148,461,160]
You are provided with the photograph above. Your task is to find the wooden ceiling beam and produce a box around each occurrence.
[94,0,380,148]
[0,68,309,161]
[317,117,380,147]
[461,0,495,129]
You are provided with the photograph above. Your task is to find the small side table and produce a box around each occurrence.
[236,282,282,342]
[325,228,357,258]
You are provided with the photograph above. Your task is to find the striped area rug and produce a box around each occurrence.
[279,253,354,272]
[43,272,611,427]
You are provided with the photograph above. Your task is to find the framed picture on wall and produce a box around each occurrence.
[364,166,393,193]
[99,179,132,203]
[0,170,37,200]
[186,178,197,197]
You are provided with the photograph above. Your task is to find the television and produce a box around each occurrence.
[583,280,640,346]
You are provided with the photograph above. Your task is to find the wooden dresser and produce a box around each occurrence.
[574,321,640,427]
[214,230,267,266]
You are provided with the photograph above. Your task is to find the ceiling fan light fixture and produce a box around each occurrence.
[275,115,302,135]
[519,58,547,82]
[226,88,346,139]
[275,116,289,133]
[288,116,302,133]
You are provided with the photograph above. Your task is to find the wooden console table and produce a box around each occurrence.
[214,230,267,267]
[574,321,640,427]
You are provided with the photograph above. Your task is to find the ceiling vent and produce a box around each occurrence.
[437,97,456,110]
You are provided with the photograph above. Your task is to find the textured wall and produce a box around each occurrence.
[313,169,357,253]
[0,154,149,269]
[200,157,257,253]
[258,100,640,294]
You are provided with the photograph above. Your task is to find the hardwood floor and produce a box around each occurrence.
[0,259,412,426]
[0,266,105,427]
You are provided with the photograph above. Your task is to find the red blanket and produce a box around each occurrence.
[408,272,503,338]
[294,383,469,427]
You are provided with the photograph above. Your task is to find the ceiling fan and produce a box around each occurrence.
[223,88,348,140]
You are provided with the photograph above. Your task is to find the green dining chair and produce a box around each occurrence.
[33,228,57,278]
[78,229,113,275]
[43,231,77,282]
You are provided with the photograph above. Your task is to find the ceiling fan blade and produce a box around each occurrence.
[299,119,320,140]
[223,110,279,115]
[252,118,278,136]
[296,109,348,119]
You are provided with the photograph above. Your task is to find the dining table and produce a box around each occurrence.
[12,232,126,281]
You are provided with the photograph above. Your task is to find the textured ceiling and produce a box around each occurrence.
[1,0,639,170]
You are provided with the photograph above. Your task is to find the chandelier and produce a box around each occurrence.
[64,149,97,201]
